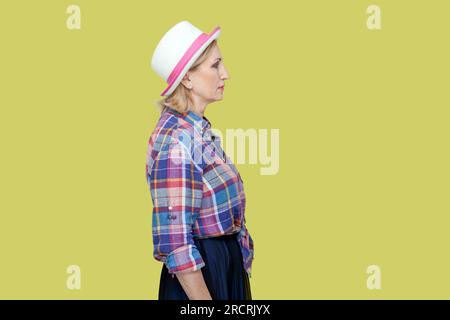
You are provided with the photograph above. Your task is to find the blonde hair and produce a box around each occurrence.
[155,40,218,114]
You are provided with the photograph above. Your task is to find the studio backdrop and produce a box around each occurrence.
[0,0,449,299]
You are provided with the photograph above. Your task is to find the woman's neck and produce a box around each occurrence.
[189,96,208,118]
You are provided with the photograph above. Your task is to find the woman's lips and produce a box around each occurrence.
[218,85,225,90]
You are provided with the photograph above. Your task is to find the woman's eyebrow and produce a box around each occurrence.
[214,58,222,62]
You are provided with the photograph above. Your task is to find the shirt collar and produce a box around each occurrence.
[164,106,211,134]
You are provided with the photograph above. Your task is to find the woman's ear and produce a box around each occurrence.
[181,73,192,89]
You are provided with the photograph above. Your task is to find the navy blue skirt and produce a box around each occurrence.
[158,232,252,300]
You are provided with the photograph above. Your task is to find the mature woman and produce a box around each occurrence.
[146,21,254,300]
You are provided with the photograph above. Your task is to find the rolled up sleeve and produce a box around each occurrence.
[147,138,205,274]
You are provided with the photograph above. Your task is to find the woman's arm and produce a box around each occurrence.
[147,139,210,299]
[176,269,212,300]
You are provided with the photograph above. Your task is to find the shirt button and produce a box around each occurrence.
[168,206,172,210]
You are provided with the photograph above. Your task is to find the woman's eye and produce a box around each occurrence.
[212,63,219,68]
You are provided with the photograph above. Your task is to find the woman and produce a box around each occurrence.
[146,21,254,300]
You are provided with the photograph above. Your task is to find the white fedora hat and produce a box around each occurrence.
[151,20,221,96]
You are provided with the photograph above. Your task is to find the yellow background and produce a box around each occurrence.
[1,0,449,299]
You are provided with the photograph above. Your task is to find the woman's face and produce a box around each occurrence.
[184,45,230,103]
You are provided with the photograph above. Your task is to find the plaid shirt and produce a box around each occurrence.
[145,106,254,278]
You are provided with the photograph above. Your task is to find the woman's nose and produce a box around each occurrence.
[222,66,230,80]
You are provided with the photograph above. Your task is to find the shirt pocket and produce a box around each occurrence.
[203,162,241,204]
